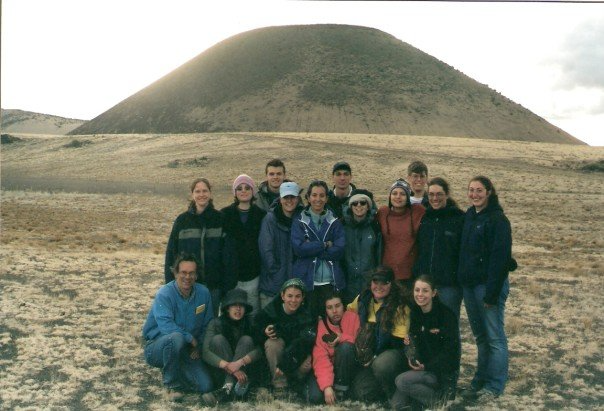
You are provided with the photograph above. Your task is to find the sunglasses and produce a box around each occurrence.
[351,200,368,207]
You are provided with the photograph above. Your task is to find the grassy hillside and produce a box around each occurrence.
[69,25,581,144]
[1,132,601,409]
[1,109,85,135]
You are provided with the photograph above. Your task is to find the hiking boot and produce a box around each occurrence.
[201,386,232,406]
[164,387,184,402]
[459,387,480,401]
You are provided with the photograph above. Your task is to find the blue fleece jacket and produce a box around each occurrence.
[142,281,214,344]
[291,208,346,291]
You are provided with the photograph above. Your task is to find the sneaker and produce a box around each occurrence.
[233,381,250,397]
[164,388,184,402]
[476,388,498,403]
[201,386,232,406]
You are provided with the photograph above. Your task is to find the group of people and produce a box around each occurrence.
[142,158,514,409]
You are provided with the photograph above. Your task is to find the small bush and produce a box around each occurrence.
[63,139,92,149]
[166,156,209,168]
[579,160,604,173]
[553,159,604,173]
[1,134,22,144]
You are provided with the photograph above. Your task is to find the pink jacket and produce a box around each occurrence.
[312,310,361,392]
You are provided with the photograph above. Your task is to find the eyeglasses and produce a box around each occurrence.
[351,200,368,207]
[428,192,446,198]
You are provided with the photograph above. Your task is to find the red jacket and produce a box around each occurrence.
[312,310,360,391]
[377,204,425,280]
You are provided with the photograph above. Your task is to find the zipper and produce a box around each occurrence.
[429,218,437,274]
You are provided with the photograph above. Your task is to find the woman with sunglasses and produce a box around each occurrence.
[341,189,381,304]
[221,174,267,313]
[347,266,412,402]
[412,177,464,320]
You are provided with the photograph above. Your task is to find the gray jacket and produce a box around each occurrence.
[342,202,381,302]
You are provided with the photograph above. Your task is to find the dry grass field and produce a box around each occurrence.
[1,132,603,410]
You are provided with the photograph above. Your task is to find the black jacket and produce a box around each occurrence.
[221,203,267,282]
[413,203,464,287]
[253,294,315,347]
[164,204,233,290]
[409,297,460,394]
[457,201,512,304]
[327,183,357,219]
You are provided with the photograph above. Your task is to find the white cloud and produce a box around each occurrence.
[553,18,604,90]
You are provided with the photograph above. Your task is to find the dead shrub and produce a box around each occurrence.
[507,317,524,335]
[63,139,92,149]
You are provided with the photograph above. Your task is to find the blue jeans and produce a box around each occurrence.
[437,285,463,321]
[144,332,213,393]
[463,280,509,395]
[305,342,357,404]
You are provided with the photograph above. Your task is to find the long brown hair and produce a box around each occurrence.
[367,266,411,332]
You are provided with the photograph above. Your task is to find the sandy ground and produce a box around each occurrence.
[1,132,603,410]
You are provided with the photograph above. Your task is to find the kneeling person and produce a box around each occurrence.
[308,291,360,404]
[253,278,315,396]
[142,254,214,401]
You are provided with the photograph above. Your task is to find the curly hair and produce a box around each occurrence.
[366,266,411,333]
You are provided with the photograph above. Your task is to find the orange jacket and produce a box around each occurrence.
[377,205,425,280]
[312,310,360,392]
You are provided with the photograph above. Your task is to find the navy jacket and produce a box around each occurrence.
[221,203,267,283]
[413,203,464,287]
[291,208,346,291]
[258,202,303,297]
[457,201,512,304]
[164,204,234,291]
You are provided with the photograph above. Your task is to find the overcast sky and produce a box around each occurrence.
[2,0,603,145]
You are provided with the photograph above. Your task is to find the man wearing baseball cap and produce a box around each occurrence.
[328,161,356,219]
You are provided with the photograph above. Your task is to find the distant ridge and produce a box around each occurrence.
[70,24,582,145]
[1,109,85,135]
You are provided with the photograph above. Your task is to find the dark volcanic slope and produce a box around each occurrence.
[70,24,581,144]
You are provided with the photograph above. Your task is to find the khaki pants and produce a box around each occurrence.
[264,338,311,388]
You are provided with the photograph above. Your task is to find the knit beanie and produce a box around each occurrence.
[388,179,412,208]
[232,174,257,196]
[348,193,372,207]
